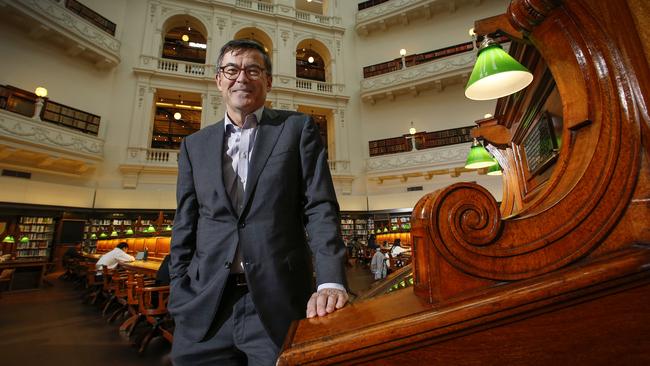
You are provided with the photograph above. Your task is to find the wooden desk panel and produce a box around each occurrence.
[0,260,47,290]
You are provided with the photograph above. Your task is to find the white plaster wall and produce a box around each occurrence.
[0,177,95,207]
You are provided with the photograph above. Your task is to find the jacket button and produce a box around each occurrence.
[238,222,246,228]
[224,261,231,268]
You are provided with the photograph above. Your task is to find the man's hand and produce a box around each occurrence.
[306,288,349,318]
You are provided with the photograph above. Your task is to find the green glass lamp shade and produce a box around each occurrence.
[99,232,108,238]
[487,161,503,176]
[90,233,97,239]
[146,225,156,233]
[383,227,388,233]
[164,225,172,231]
[465,139,497,169]
[465,40,533,101]
[2,235,15,243]
[125,228,134,235]
[19,236,30,243]
[110,230,118,237]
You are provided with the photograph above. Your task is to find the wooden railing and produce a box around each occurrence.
[0,85,101,135]
[65,0,116,36]
[368,126,473,157]
[363,36,509,79]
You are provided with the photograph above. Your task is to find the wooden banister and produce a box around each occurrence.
[279,0,650,363]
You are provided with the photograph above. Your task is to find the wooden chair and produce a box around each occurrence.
[118,272,154,336]
[135,274,173,354]
[106,270,130,323]
[81,262,103,305]
[0,268,15,296]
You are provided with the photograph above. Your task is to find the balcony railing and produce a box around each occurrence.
[295,79,333,93]
[64,0,116,36]
[0,109,104,163]
[0,85,101,136]
[369,126,473,157]
[125,147,179,168]
[232,0,342,29]
[136,56,215,80]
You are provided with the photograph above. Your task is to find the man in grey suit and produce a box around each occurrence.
[168,39,349,365]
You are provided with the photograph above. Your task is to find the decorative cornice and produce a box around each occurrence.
[0,111,104,161]
[367,143,469,174]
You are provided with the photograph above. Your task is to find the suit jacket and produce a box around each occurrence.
[168,108,347,346]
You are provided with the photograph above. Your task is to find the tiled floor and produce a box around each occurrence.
[0,263,375,366]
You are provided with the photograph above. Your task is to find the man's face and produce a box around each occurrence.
[216,48,272,117]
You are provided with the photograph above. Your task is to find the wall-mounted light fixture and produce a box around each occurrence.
[465,138,497,169]
[465,35,533,100]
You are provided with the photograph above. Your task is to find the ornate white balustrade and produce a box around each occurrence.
[232,0,343,29]
[356,0,482,36]
[0,0,121,69]
[136,56,215,80]
[273,76,346,100]
[0,109,104,176]
[124,147,179,168]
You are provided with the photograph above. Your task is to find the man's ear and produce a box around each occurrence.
[267,75,272,90]
[216,74,224,92]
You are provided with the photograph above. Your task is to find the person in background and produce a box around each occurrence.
[370,247,387,280]
[367,234,378,249]
[168,39,348,366]
[390,238,407,257]
[95,242,134,276]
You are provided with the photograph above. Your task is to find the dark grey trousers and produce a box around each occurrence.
[171,281,279,366]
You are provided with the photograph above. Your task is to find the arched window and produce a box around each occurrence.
[162,20,207,64]
[152,91,201,150]
[296,47,325,81]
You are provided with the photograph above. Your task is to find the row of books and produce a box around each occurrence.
[19,217,54,224]
[18,224,53,233]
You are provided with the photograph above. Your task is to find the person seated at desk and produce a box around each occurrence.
[96,242,135,276]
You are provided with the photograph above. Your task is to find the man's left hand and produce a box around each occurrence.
[306,288,349,318]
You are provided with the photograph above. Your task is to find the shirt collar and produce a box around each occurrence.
[224,107,264,132]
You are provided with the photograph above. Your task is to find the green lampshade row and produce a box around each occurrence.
[110,230,118,237]
[2,235,15,243]
[126,228,134,235]
[465,145,497,169]
[465,44,533,101]
[20,236,30,243]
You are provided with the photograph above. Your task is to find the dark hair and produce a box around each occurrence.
[217,39,272,75]
[117,242,129,250]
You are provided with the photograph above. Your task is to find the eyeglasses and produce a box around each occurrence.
[219,65,266,80]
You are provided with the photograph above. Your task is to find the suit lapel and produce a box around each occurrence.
[205,121,237,216]
[242,108,284,213]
